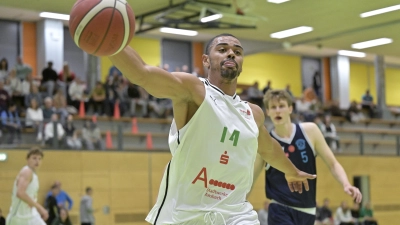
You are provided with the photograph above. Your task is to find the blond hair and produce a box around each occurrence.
[263,89,293,108]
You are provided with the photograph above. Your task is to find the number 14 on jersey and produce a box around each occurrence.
[220,127,240,147]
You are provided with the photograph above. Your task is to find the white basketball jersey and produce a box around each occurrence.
[7,166,40,219]
[146,78,259,224]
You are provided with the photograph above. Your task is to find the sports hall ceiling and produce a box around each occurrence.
[0,0,400,65]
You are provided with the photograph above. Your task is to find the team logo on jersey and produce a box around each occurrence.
[209,95,218,106]
[220,151,229,165]
[192,167,235,201]
[295,139,306,150]
[239,109,252,119]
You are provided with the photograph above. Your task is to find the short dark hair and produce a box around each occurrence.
[86,187,92,193]
[205,33,238,55]
[263,89,293,108]
[27,147,44,159]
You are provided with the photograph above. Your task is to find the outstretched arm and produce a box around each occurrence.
[306,122,362,203]
[109,46,203,103]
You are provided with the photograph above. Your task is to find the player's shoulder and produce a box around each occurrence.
[299,122,323,141]
[248,103,264,126]
[19,166,33,178]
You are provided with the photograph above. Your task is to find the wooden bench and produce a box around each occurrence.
[336,127,400,136]
[340,138,395,146]
[332,116,400,128]
[73,115,172,125]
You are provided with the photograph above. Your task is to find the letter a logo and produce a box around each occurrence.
[192,167,208,188]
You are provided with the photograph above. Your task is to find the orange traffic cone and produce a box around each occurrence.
[105,130,113,149]
[79,101,85,118]
[131,117,138,134]
[92,115,97,123]
[146,132,153,150]
[113,101,120,119]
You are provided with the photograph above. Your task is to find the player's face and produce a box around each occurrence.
[27,154,43,170]
[266,99,292,125]
[204,36,243,80]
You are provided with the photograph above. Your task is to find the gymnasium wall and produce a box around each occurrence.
[385,67,400,106]
[0,150,399,225]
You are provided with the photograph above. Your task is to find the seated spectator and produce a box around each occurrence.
[41,61,58,97]
[58,62,76,84]
[25,83,44,108]
[360,202,378,225]
[157,98,173,119]
[64,114,81,149]
[51,207,72,225]
[53,89,69,123]
[21,74,32,96]
[26,98,44,141]
[296,96,315,121]
[351,203,361,225]
[105,75,119,117]
[361,90,375,118]
[7,69,25,110]
[115,79,129,116]
[247,81,264,108]
[82,120,104,150]
[316,198,333,225]
[45,184,60,225]
[320,115,340,152]
[15,56,32,81]
[129,84,148,117]
[44,113,65,145]
[43,97,56,122]
[68,77,87,111]
[314,116,324,131]
[346,101,365,123]
[262,80,272,94]
[303,86,317,103]
[89,81,106,115]
[46,181,73,211]
[108,65,122,79]
[335,201,355,225]
[324,100,343,117]
[0,81,10,111]
[0,58,8,82]
[1,102,21,144]
[257,200,269,225]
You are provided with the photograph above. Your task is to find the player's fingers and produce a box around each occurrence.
[305,173,317,179]
[297,182,303,194]
[303,180,310,191]
[288,182,294,192]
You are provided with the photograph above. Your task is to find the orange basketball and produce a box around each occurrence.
[69,0,135,56]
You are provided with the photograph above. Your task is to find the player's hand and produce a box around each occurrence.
[37,205,49,221]
[344,185,362,203]
[285,170,316,193]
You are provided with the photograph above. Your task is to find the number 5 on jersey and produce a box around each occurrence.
[220,127,240,146]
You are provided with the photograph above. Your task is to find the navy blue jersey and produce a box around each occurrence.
[265,123,317,208]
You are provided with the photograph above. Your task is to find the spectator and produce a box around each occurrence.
[46,181,74,211]
[105,75,119,117]
[64,114,82,149]
[53,89,69,123]
[45,184,60,225]
[58,62,76,84]
[295,96,315,121]
[0,58,8,81]
[44,113,65,145]
[181,64,189,73]
[7,69,25,109]
[325,100,343,117]
[51,207,72,225]
[351,203,361,225]
[247,81,264,108]
[262,80,272,94]
[346,101,365,123]
[26,98,44,141]
[191,67,201,77]
[313,71,322,98]
[43,97,56,121]
[303,86,317,103]
[80,187,95,225]
[0,81,10,111]
[89,81,106,115]
[108,65,122,78]
[335,201,355,225]
[285,84,293,98]
[68,77,87,111]
[316,198,333,225]
[14,56,32,81]
[41,61,58,97]
[128,84,148,117]
[320,115,340,152]
[361,90,375,118]
[360,202,378,225]
[1,102,21,144]
[313,116,324,131]
[82,120,104,150]
[25,85,44,108]
[22,74,32,96]
[0,208,5,225]
[257,200,269,225]
[114,79,129,116]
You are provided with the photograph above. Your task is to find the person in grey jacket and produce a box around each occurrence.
[80,187,94,225]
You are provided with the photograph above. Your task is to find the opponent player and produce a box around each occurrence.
[253,90,362,225]
[109,33,316,224]
[6,147,48,225]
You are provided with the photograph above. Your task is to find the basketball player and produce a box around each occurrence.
[252,90,362,225]
[109,33,316,225]
[6,147,48,225]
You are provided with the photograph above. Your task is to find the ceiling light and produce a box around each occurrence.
[360,4,400,18]
[159,27,198,36]
[338,50,366,58]
[270,26,313,39]
[0,153,7,161]
[201,14,223,23]
[267,0,290,4]
[40,12,70,21]
[352,38,393,49]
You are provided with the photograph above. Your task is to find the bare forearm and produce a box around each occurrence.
[260,138,298,175]
[330,162,351,187]
[17,192,40,208]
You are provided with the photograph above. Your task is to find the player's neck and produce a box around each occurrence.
[207,76,237,96]
[27,165,36,172]
[274,122,293,138]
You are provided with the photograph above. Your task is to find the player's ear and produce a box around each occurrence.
[202,54,210,69]
[288,102,293,114]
